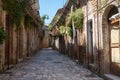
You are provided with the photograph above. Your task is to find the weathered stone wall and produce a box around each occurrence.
[43,30,49,48]
[51,0,120,77]
[99,0,120,74]
[57,0,120,76]
[78,0,120,75]
[0,12,42,72]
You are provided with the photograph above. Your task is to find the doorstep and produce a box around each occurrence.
[104,74,120,80]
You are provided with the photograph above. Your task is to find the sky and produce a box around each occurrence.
[39,0,67,25]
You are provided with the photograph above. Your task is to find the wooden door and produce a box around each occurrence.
[88,20,94,64]
[110,22,120,76]
[5,15,10,69]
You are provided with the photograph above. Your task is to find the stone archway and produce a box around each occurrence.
[102,5,119,75]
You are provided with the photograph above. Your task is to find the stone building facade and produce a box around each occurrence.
[0,0,43,72]
[42,25,50,48]
[51,0,120,78]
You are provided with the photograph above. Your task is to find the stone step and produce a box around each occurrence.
[104,74,120,80]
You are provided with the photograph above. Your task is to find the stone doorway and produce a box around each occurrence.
[102,5,120,76]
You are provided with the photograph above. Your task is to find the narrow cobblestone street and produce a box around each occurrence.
[1,48,103,80]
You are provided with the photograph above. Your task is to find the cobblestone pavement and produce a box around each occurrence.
[1,48,103,80]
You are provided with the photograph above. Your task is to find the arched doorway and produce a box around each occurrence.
[102,5,120,76]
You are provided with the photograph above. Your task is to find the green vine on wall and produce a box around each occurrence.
[59,26,66,36]
[2,0,28,27]
[57,25,73,38]
[67,8,83,29]
[0,27,6,44]
[24,16,34,29]
[48,24,53,30]
[54,14,60,22]
[66,26,73,38]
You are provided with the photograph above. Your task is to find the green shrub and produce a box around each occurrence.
[2,0,28,27]
[0,27,6,44]
[66,26,73,38]
[67,8,83,29]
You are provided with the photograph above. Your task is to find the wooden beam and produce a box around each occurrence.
[110,17,120,24]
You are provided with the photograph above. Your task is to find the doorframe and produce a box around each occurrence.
[109,22,120,75]
[87,19,94,64]
[102,4,119,74]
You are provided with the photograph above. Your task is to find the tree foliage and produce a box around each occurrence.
[66,26,73,38]
[24,16,34,29]
[0,27,6,44]
[2,0,37,29]
[59,26,66,36]
[2,0,29,27]
[40,14,49,26]
[54,14,60,22]
[67,8,83,29]
[48,24,53,30]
